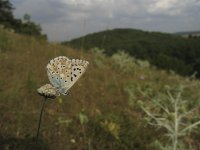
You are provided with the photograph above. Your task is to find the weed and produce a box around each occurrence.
[139,85,200,150]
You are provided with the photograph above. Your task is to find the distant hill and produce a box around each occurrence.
[174,31,200,38]
[63,28,200,77]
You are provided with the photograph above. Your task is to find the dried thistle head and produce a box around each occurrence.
[37,84,59,99]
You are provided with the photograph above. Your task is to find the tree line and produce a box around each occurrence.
[0,0,46,39]
[63,28,200,78]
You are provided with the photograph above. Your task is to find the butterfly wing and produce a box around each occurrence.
[47,56,71,90]
[47,56,89,95]
[61,59,89,95]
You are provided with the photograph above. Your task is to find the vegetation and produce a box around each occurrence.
[0,0,46,39]
[0,28,200,149]
[63,28,200,78]
[139,85,200,150]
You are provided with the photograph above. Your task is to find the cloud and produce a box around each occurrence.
[11,0,200,41]
[148,0,200,15]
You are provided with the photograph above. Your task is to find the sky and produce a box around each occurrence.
[11,0,200,41]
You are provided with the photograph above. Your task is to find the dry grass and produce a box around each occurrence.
[0,28,199,150]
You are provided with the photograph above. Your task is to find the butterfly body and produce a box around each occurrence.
[47,56,89,95]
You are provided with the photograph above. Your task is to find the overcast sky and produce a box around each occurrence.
[11,0,200,41]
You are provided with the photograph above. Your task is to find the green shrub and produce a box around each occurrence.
[111,51,136,73]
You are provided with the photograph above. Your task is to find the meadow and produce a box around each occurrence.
[0,28,200,150]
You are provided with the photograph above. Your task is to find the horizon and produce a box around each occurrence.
[63,28,200,42]
[11,0,200,42]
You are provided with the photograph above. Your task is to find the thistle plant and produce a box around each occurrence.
[111,51,136,73]
[138,85,200,150]
[91,47,106,67]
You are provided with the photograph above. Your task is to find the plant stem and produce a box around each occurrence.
[173,96,179,150]
[36,97,47,148]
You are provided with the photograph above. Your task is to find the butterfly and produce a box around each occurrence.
[46,56,89,95]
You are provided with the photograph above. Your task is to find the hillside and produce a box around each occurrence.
[0,28,200,150]
[63,28,200,78]
[174,31,200,38]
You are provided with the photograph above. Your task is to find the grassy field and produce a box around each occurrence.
[0,28,200,150]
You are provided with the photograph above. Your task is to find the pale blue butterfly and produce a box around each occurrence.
[46,56,89,95]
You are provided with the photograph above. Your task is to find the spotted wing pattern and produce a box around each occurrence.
[46,56,89,95]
